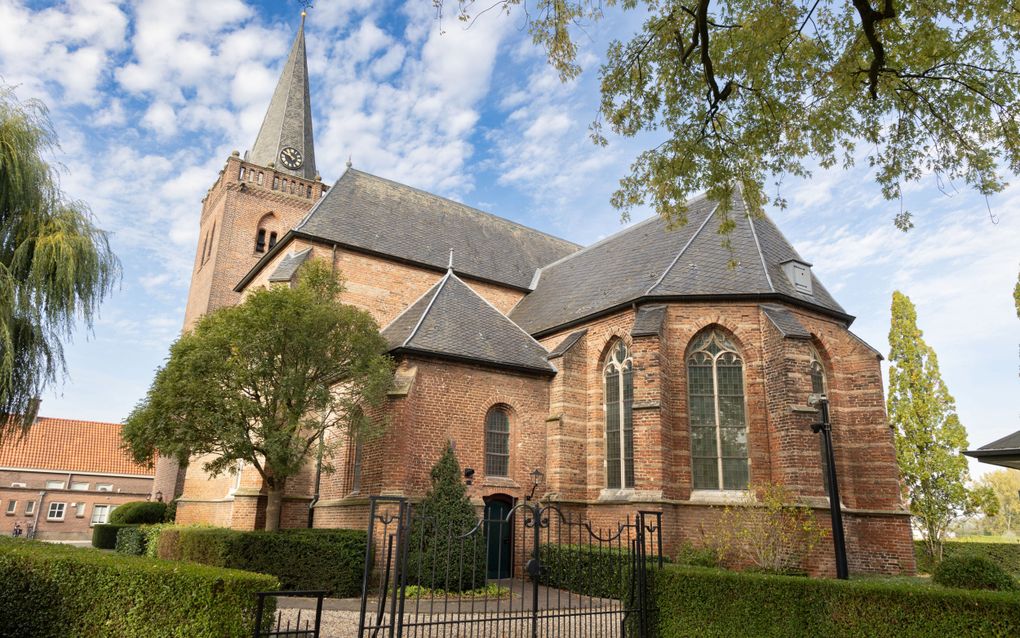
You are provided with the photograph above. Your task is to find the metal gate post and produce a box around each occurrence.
[529,501,541,638]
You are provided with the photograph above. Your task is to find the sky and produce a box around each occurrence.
[1,0,1017,478]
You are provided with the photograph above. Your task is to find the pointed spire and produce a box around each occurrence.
[246,13,317,180]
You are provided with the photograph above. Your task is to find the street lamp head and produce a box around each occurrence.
[463,468,475,486]
[530,468,544,487]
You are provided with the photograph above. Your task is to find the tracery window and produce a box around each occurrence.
[485,407,510,477]
[809,346,831,493]
[604,341,634,489]
[687,329,748,490]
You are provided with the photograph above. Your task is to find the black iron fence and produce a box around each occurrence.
[254,590,326,638]
[358,496,663,638]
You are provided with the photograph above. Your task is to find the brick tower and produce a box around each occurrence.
[152,13,327,501]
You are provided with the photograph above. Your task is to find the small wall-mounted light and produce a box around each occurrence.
[463,468,475,486]
[154,491,164,503]
[527,468,544,501]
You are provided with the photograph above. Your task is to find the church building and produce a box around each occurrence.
[160,16,916,576]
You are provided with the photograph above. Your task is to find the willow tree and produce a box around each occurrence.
[0,86,119,442]
[443,1,1019,228]
[887,291,992,560]
[122,260,394,531]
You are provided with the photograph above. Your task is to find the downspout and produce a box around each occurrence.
[307,430,324,528]
[30,490,45,539]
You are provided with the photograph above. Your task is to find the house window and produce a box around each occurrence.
[45,480,65,490]
[47,502,66,521]
[688,329,749,490]
[96,484,112,492]
[70,482,89,491]
[604,341,634,489]
[75,502,86,517]
[485,407,511,477]
[91,505,111,526]
[25,501,36,516]
[5,500,16,515]
[10,482,26,488]
[255,228,267,252]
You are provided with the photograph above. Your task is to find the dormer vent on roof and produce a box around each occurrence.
[780,259,814,295]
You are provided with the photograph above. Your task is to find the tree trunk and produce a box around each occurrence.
[265,477,286,531]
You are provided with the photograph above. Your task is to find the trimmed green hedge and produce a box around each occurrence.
[538,544,670,599]
[92,523,136,549]
[653,565,1020,637]
[0,537,277,638]
[157,527,367,596]
[109,501,168,525]
[933,554,1017,591]
[115,526,147,555]
[915,540,1020,575]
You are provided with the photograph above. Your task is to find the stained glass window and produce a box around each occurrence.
[485,407,511,477]
[687,329,748,490]
[605,341,634,489]
[809,347,830,493]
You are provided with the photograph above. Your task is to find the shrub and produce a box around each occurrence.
[143,523,173,558]
[538,544,670,599]
[405,444,486,592]
[653,565,1020,637]
[157,526,367,597]
[109,501,168,525]
[163,499,178,523]
[115,526,148,555]
[674,542,720,568]
[933,554,1017,592]
[915,540,1020,575]
[0,536,277,638]
[92,523,136,549]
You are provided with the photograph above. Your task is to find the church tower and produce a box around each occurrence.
[154,13,327,500]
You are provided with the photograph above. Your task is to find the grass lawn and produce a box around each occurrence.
[953,535,1020,544]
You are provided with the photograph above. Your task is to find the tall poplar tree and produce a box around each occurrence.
[887,291,989,560]
[0,86,119,442]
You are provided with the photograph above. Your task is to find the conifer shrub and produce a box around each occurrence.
[933,554,1017,592]
[108,500,168,525]
[406,444,487,592]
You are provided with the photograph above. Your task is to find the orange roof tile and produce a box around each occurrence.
[0,417,152,476]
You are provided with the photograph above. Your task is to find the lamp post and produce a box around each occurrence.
[526,468,544,502]
[810,394,849,580]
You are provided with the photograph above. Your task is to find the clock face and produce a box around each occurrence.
[279,147,303,170]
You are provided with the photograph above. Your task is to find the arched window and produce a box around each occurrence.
[485,407,511,477]
[687,329,748,490]
[604,341,634,489]
[255,229,267,253]
[809,346,831,493]
[268,231,278,250]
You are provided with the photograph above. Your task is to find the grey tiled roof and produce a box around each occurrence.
[295,169,579,290]
[546,329,587,360]
[631,305,667,337]
[381,272,555,374]
[268,248,312,282]
[965,430,1020,469]
[246,18,316,180]
[760,304,811,339]
[977,430,1020,452]
[510,191,849,335]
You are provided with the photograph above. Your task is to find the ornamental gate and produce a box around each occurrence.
[357,496,662,638]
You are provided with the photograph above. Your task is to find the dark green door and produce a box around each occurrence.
[484,499,512,579]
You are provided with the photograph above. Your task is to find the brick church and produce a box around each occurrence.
[160,16,915,576]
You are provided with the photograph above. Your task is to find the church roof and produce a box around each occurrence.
[965,430,1020,470]
[293,169,579,290]
[268,247,312,283]
[246,15,317,180]
[509,191,849,336]
[381,271,556,375]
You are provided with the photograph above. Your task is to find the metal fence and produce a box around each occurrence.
[358,496,662,638]
[254,590,326,638]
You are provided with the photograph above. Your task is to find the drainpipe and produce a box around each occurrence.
[307,430,325,528]
[30,490,45,539]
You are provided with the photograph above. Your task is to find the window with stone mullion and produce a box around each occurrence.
[810,349,830,494]
[604,342,635,490]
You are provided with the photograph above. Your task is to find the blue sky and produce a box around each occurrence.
[1,0,1017,477]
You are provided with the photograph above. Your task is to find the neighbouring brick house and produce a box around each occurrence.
[163,16,915,575]
[0,417,154,541]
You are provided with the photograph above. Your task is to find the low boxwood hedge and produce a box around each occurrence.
[538,544,670,599]
[933,554,1017,591]
[157,527,367,597]
[109,501,168,525]
[92,523,136,549]
[652,565,1020,637]
[915,540,1020,575]
[114,526,148,556]
[0,537,277,638]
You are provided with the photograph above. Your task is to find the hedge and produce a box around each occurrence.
[114,526,148,556]
[538,544,670,599]
[933,554,1017,592]
[915,540,1020,575]
[0,537,277,638]
[109,501,168,525]
[92,523,136,549]
[652,565,1020,637]
[157,527,367,597]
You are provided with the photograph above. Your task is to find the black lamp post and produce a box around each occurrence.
[526,468,544,501]
[810,394,849,580]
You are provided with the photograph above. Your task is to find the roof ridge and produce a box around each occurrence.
[446,272,552,357]
[746,213,776,293]
[645,201,719,295]
[344,168,580,250]
[403,271,452,347]
[294,169,341,230]
[378,274,446,334]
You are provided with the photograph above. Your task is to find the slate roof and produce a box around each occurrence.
[268,247,312,283]
[965,430,1020,470]
[509,191,849,336]
[381,271,555,374]
[0,417,153,476]
[547,329,587,360]
[631,305,667,337]
[294,169,579,290]
[760,304,812,339]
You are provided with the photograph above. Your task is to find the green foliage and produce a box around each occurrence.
[156,526,367,597]
[122,259,393,530]
[0,536,276,638]
[114,526,148,555]
[109,501,168,525]
[538,543,670,599]
[978,470,1020,536]
[0,86,120,442]
[674,542,720,568]
[92,523,135,550]
[406,444,486,592]
[888,291,992,561]
[652,565,1020,637]
[403,583,510,599]
[163,499,178,523]
[933,554,1017,592]
[915,540,1020,576]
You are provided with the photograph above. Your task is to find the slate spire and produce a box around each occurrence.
[246,11,317,180]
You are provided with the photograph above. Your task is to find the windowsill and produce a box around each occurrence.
[688,490,752,505]
[598,488,635,502]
